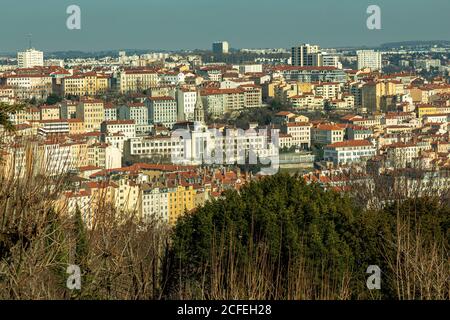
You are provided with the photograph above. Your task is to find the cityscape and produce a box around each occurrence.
[0,0,449,305]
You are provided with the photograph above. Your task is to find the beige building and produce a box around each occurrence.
[76,99,105,132]
[39,105,60,120]
[119,68,160,93]
[62,72,110,96]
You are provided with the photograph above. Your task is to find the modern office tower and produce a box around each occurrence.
[357,50,382,71]
[17,48,44,68]
[212,41,229,54]
[291,44,322,66]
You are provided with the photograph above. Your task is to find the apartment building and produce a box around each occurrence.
[100,120,136,139]
[117,103,149,133]
[87,143,122,169]
[168,185,195,225]
[291,44,321,67]
[281,122,312,149]
[324,140,376,165]
[141,186,169,223]
[76,99,105,132]
[17,49,44,68]
[289,94,324,110]
[357,50,382,71]
[240,84,262,108]
[62,72,110,96]
[39,105,60,120]
[312,124,345,145]
[176,88,197,121]
[104,104,118,121]
[119,68,160,93]
[145,96,178,128]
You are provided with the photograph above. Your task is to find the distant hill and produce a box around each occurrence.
[380,40,450,49]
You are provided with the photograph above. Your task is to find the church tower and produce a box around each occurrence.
[193,89,205,125]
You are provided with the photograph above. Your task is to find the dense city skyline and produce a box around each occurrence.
[1,0,449,52]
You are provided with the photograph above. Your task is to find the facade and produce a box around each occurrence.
[3,74,53,99]
[17,49,44,68]
[119,68,159,93]
[76,99,105,132]
[60,101,78,119]
[324,140,376,165]
[240,84,262,108]
[101,120,136,139]
[273,66,347,83]
[104,104,118,121]
[39,105,60,120]
[212,41,229,54]
[282,122,312,149]
[291,44,321,67]
[146,96,178,128]
[176,88,197,121]
[357,50,382,71]
[312,124,345,145]
[201,88,245,117]
[168,185,195,225]
[142,186,169,223]
[117,103,149,133]
[87,143,122,169]
[62,72,110,96]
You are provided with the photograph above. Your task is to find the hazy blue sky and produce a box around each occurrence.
[1,0,449,52]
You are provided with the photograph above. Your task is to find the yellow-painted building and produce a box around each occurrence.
[40,105,60,120]
[63,72,110,97]
[417,105,450,117]
[67,118,86,135]
[76,99,105,132]
[69,142,89,168]
[168,185,195,225]
[362,81,396,113]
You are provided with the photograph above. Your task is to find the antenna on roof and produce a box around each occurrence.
[27,33,32,49]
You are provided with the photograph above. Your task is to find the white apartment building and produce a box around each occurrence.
[104,105,118,121]
[37,120,70,136]
[128,136,183,159]
[291,44,321,67]
[100,120,136,139]
[177,88,197,121]
[17,49,44,68]
[324,140,376,165]
[312,82,341,99]
[322,54,342,69]
[281,122,312,149]
[117,103,149,133]
[237,64,263,74]
[145,96,178,128]
[357,50,382,71]
[386,141,431,168]
[103,132,126,153]
[142,186,169,223]
[201,88,245,117]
